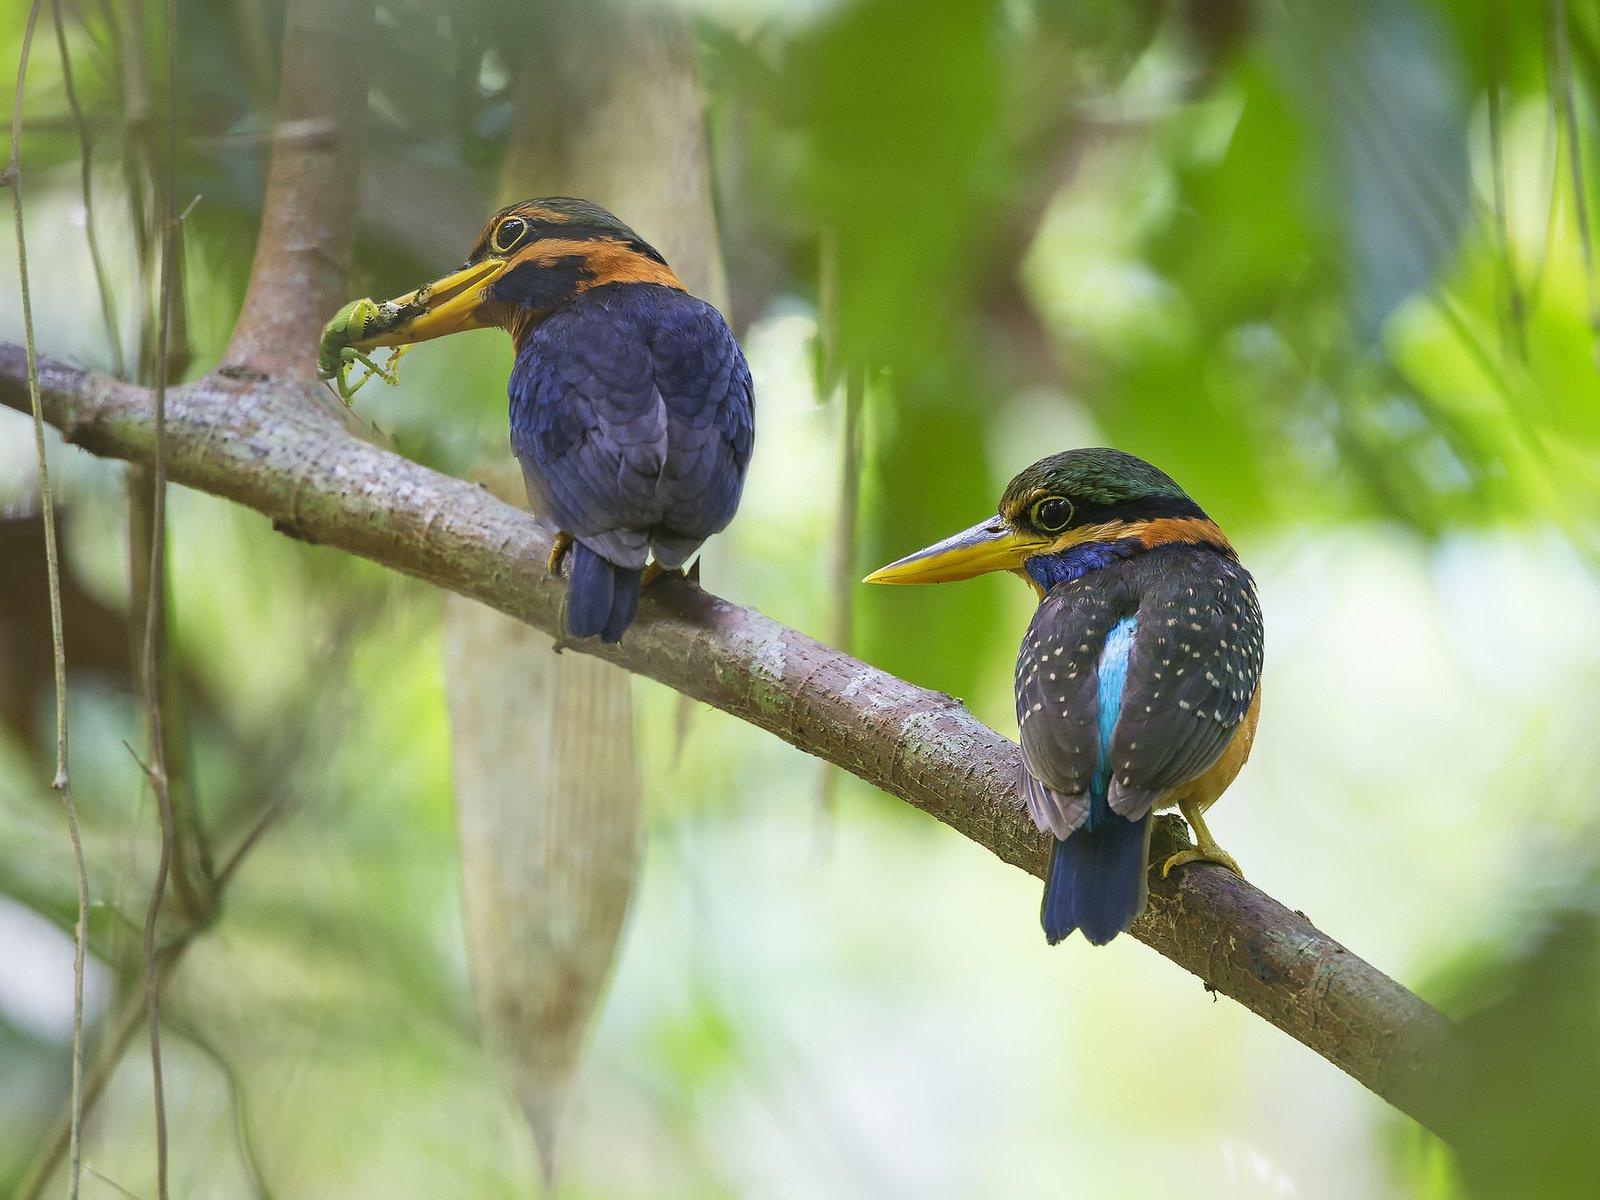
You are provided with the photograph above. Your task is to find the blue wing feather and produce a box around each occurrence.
[509,283,754,570]
[1090,615,1137,826]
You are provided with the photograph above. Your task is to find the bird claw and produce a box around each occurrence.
[641,561,682,588]
[547,532,574,575]
[1159,844,1243,879]
[1159,802,1243,879]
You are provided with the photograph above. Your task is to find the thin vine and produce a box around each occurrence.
[5,2,91,1197]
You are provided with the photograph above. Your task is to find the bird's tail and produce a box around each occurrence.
[566,542,643,643]
[1040,813,1153,946]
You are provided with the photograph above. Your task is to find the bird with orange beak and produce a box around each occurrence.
[331,197,754,642]
[867,449,1263,945]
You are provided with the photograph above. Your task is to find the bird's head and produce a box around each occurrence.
[864,448,1232,596]
[347,197,683,353]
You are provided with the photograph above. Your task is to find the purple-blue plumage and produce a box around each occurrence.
[1023,538,1140,592]
[566,542,641,643]
[1041,814,1152,946]
[508,282,754,642]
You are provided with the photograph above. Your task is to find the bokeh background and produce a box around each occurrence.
[3,0,1600,1196]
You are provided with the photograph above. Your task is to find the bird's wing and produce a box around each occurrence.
[509,295,754,568]
[510,304,669,566]
[648,302,755,557]
[1015,574,1139,838]
[1107,552,1263,815]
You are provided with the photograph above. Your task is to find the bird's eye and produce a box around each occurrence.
[1031,496,1074,532]
[490,216,528,254]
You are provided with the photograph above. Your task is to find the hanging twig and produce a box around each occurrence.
[116,0,212,927]
[136,0,180,1193]
[52,0,125,377]
[16,602,364,1197]
[4,4,91,1198]
[81,1166,143,1200]
[116,0,212,942]
[125,462,214,922]
[13,790,292,1200]
[14,0,370,1189]
[168,1019,274,1200]
[118,0,155,375]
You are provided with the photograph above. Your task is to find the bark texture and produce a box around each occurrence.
[223,0,374,380]
[0,345,1461,1135]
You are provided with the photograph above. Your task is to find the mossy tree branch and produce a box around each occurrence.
[0,346,1461,1136]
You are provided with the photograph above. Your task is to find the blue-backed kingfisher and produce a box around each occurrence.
[866,449,1263,945]
[341,197,755,642]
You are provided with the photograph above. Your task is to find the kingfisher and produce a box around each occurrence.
[865,449,1263,946]
[338,197,755,642]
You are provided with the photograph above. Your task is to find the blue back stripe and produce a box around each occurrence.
[1089,615,1137,829]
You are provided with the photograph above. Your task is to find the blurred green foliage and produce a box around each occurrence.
[2,0,1600,1196]
[1393,882,1600,1200]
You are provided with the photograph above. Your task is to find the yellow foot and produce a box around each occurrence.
[1159,802,1244,879]
[546,532,574,575]
[641,561,687,587]
[1159,843,1243,878]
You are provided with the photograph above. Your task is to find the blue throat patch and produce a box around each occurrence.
[1024,538,1142,592]
[1088,614,1137,831]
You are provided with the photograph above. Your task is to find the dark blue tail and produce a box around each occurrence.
[566,543,643,643]
[1041,814,1153,946]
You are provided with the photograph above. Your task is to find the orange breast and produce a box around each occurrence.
[1170,682,1261,815]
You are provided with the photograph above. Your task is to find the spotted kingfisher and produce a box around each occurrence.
[341,197,755,642]
[866,448,1263,945]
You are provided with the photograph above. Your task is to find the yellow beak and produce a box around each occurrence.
[350,257,509,350]
[863,517,1051,585]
